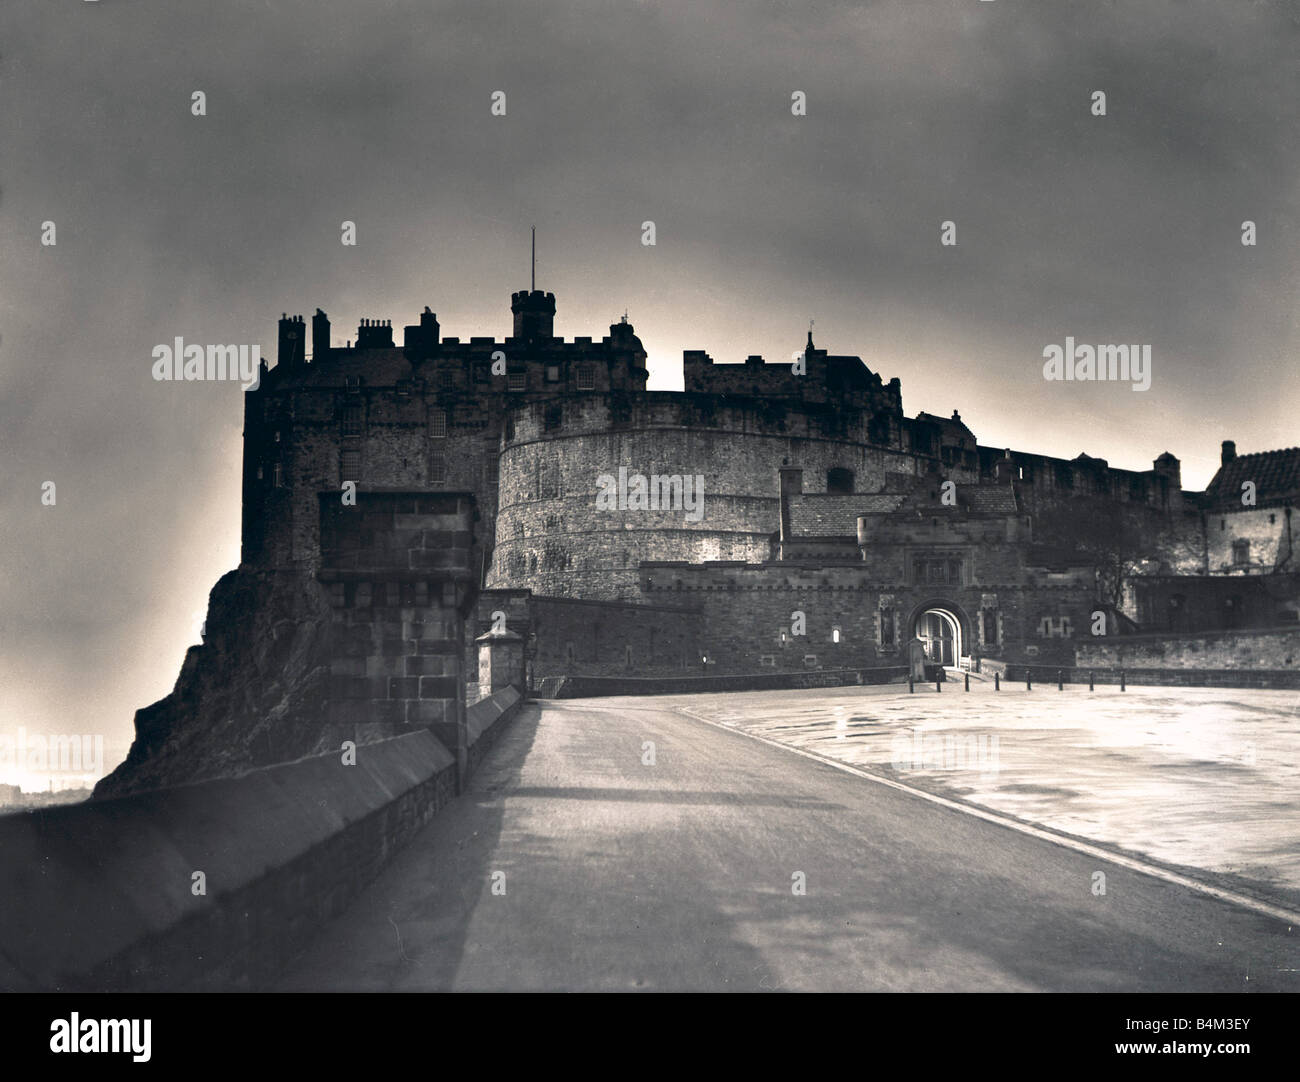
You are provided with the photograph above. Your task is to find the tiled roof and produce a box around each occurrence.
[1204,448,1300,508]
[788,495,885,536]
[957,485,1018,513]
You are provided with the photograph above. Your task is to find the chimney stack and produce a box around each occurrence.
[312,308,330,361]
[1222,440,1237,466]
[278,314,305,368]
[777,465,803,557]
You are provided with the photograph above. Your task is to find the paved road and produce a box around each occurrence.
[278,697,1300,991]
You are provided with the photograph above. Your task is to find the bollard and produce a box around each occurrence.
[1057,669,1063,691]
[1089,670,1094,692]
[1026,672,1032,691]
[994,672,1000,691]
[964,672,970,692]
[1120,668,1126,692]
[909,675,914,694]
[936,676,942,693]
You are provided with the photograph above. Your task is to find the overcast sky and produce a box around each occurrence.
[2,0,1297,773]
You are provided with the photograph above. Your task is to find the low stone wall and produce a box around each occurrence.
[545,666,907,698]
[1006,664,1300,690]
[465,686,523,777]
[0,688,526,992]
[1074,626,1300,671]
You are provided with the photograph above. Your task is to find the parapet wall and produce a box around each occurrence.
[1074,626,1300,671]
[0,688,525,992]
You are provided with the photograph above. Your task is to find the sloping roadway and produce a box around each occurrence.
[277,696,1299,991]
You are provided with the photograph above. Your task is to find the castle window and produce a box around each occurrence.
[274,430,281,442]
[430,409,447,438]
[831,625,841,643]
[508,371,526,392]
[544,404,563,432]
[565,641,575,665]
[439,371,454,391]
[827,467,854,495]
[1232,539,1250,565]
[272,463,283,488]
[340,449,361,482]
[345,376,361,392]
[577,364,596,390]
[486,455,499,485]
[1221,519,1226,531]
[430,449,447,483]
[982,609,999,646]
[342,404,363,437]
[1270,513,1276,525]
[879,607,894,646]
[546,365,560,383]
[537,461,560,500]
[759,655,776,667]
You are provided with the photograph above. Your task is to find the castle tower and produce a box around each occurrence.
[511,290,556,342]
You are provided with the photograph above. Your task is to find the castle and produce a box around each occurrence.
[248,285,1299,675]
[95,280,1300,796]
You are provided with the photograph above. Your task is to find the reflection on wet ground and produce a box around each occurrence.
[671,683,1300,895]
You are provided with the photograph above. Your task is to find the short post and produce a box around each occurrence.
[1120,668,1126,692]
[908,675,914,694]
[936,676,942,693]
[994,672,1000,691]
[1026,671,1032,691]
[964,672,970,692]
[1088,670,1095,692]
[1057,669,1063,691]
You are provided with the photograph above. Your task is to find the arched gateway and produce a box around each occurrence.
[910,601,970,671]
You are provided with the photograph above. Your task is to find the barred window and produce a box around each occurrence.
[340,450,360,482]
[1232,539,1251,565]
[576,363,596,390]
[439,371,454,391]
[272,463,283,488]
[430,449,447,483]
[508,371,526,392]
[342,404,363,437]
[430,409,447,438]
[486,454,499,485]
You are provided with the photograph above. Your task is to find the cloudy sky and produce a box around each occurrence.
[2,0,1297,777]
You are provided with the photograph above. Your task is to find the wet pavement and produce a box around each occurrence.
[667,682,1300,903]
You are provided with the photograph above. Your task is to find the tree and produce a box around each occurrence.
[1032,498,1159,613]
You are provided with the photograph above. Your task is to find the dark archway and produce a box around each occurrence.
[907,598,972,670]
